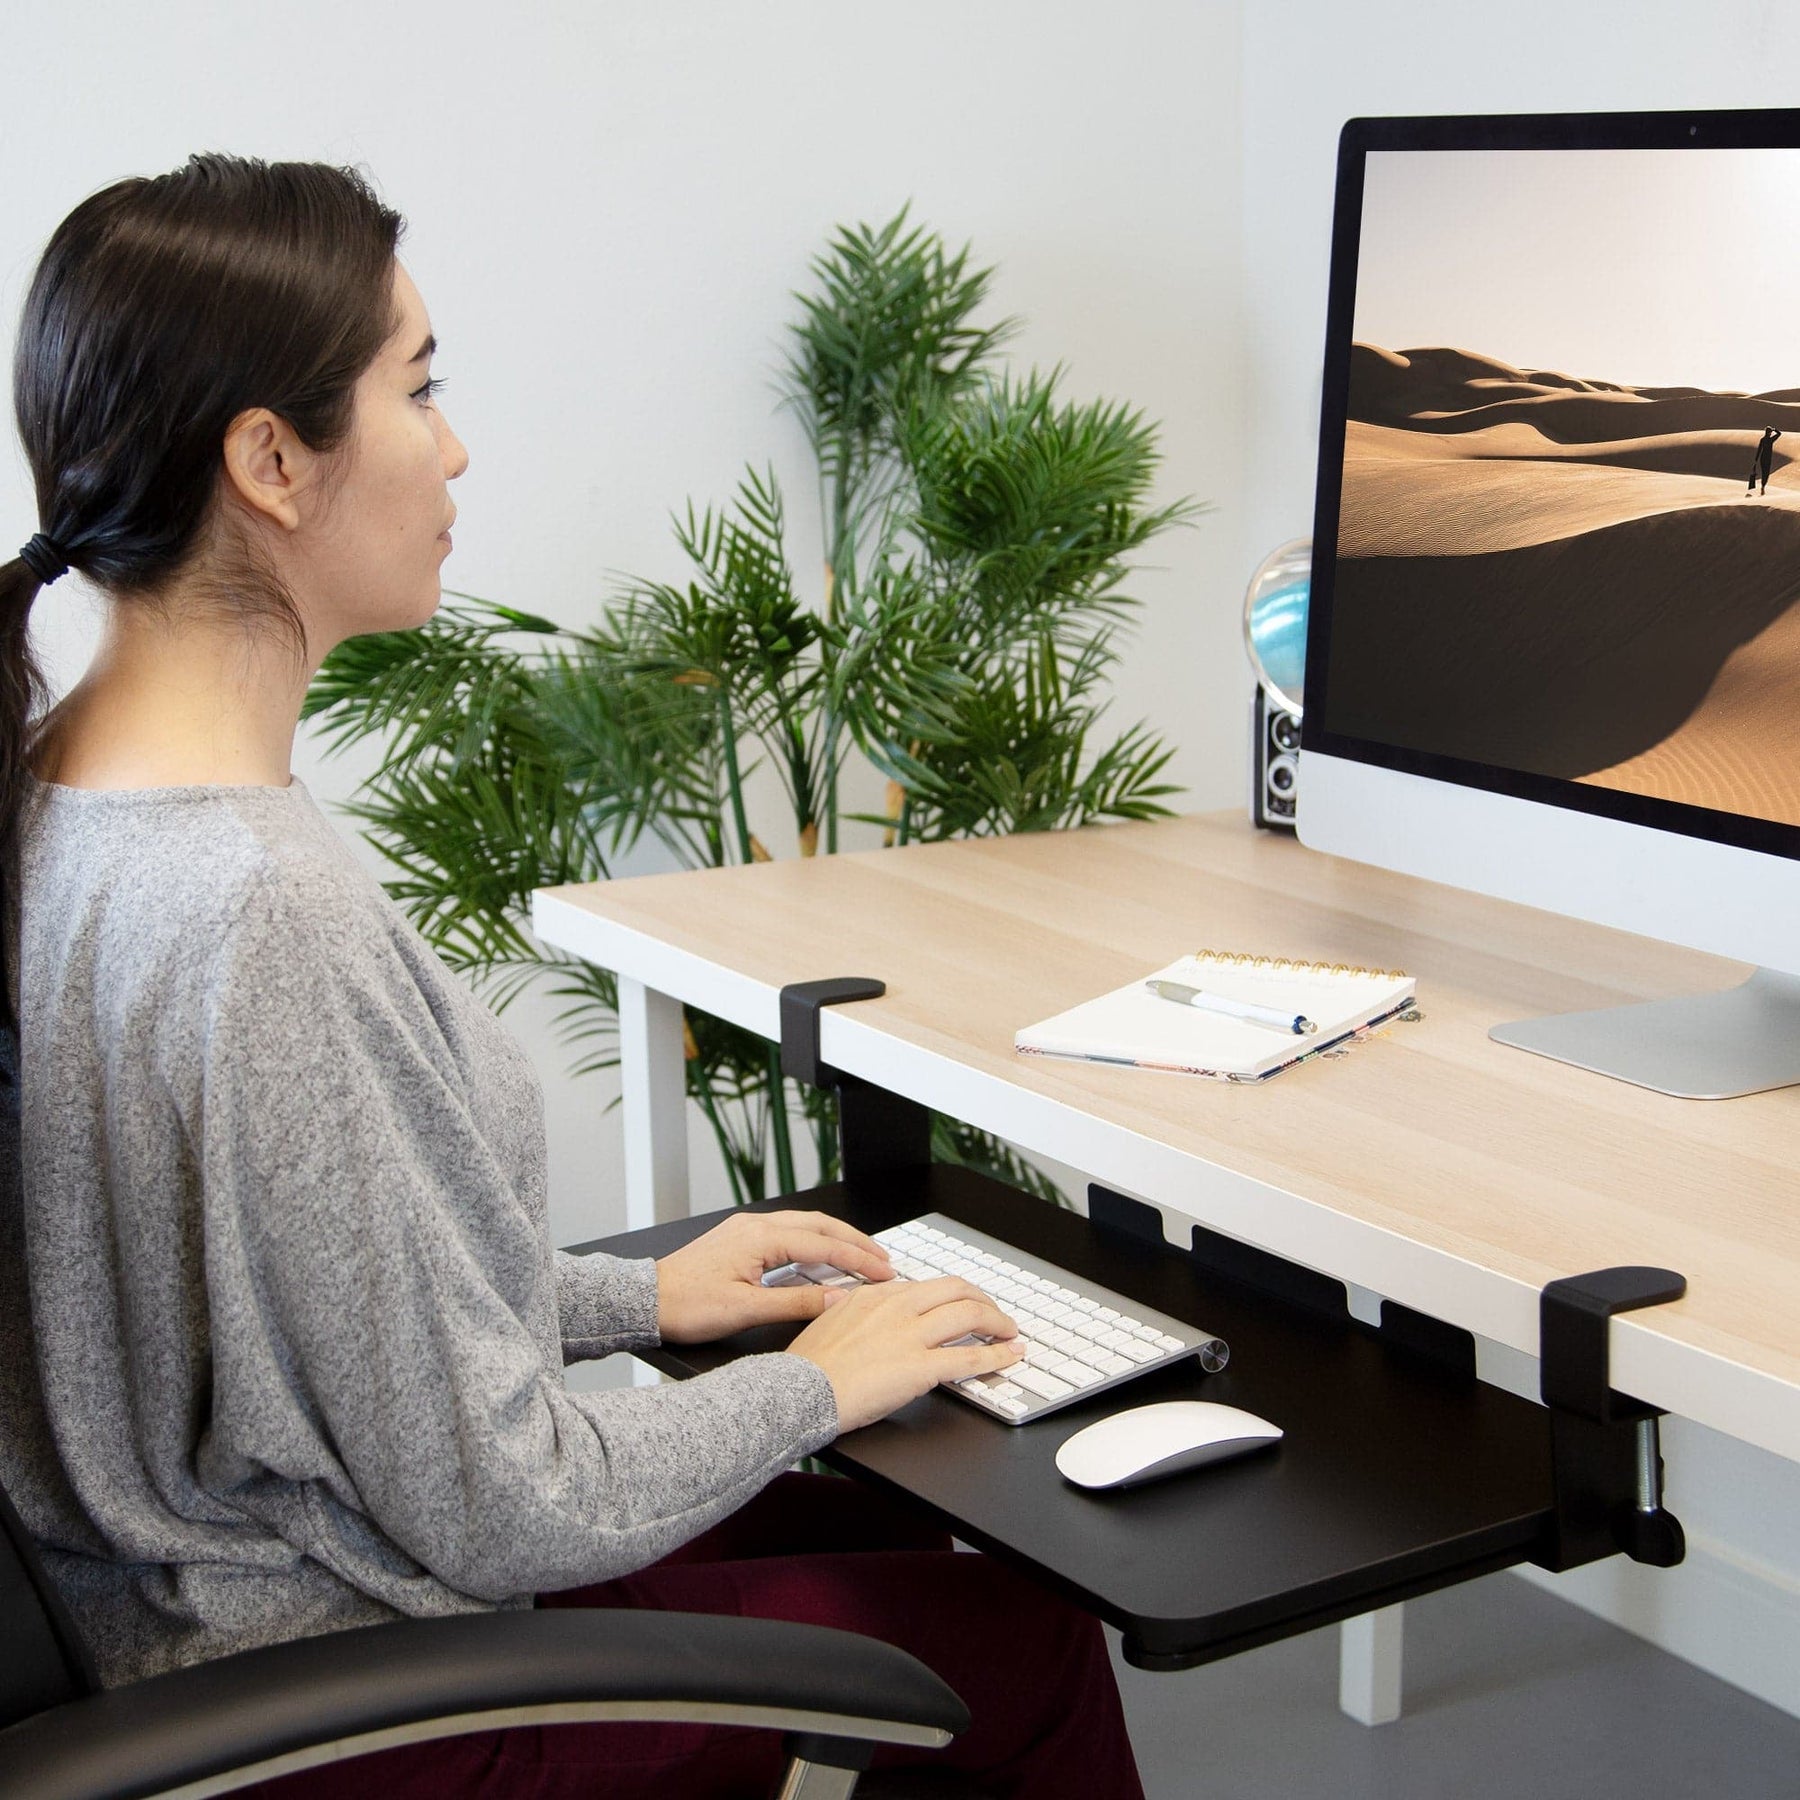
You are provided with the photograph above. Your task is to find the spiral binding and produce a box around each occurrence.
[1190,948,1410,982]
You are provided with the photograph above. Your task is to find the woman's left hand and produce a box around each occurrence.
[654,1210,897,1344]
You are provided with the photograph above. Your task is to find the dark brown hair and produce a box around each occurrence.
[0,154,405,1029]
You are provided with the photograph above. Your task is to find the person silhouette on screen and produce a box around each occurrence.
[1748,427,1782,496]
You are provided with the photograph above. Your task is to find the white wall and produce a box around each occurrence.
[1239,0,1800,1720]
[1,0,1247,1242]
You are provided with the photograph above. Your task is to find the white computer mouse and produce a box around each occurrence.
[1054,1400,1283,1490]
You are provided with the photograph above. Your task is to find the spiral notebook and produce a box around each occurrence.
[1014,949,1416,1082]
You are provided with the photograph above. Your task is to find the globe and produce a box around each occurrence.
[1243,538,1310,717]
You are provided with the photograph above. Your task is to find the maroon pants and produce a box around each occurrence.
[245,1473,1143,1799]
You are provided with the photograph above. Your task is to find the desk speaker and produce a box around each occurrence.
[1249,685,1300,832]
[1243,538,1308,835]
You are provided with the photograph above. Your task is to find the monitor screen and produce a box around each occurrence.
[1305,114,1800,866]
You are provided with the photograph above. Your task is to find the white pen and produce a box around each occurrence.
[1145,979,1318,1036]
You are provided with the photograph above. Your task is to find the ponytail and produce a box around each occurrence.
[0,555,50,1039]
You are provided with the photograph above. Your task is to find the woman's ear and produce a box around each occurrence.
[219,407,321,533]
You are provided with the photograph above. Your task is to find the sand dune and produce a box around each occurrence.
[1349,343,1800,440]
[1333,345,1800,824]
[1339,436,1800,558]
[1347,418,1794,483]
[1328,501,1800,783]
[1579,601,1800,826]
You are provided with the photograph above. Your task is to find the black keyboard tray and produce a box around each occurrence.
[570,1163,1570,1672]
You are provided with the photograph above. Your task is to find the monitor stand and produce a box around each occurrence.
[1491,969,1800,1100]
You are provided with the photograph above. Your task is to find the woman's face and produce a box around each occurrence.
[298,262,469,648]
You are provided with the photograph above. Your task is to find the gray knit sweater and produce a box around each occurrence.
[0,772,838,1687]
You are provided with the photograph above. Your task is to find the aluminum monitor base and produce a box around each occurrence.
[1491,968,1800,1099]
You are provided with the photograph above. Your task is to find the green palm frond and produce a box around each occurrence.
[872,627,1179,841]
[342,747,606,970]
[905,370,1204,648]
[305,596,565,776]
[782,206,1019,561]
[932,1116,1068,1207]
[537,957,622,1080]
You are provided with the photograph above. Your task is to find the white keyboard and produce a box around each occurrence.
[765,1212,1229,1425]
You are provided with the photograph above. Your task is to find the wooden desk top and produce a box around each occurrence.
[534,813,1800,1462]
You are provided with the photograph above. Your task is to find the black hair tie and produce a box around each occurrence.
[18,533,71,586]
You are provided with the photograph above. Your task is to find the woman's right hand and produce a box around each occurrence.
[785,1275,1025,1433]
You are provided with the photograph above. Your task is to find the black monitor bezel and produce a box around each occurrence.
[1301,108,1800,867]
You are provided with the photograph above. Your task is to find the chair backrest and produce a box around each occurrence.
[0,1017,100,1729]
[0,1473,98,1729]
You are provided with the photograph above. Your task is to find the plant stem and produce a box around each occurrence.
[717,687,754,864]
[806,1102,838,1185]
[767,1053,797,1196]
[717,685,796,1197]
[694,1082,750,1208]
[823,715,839,855]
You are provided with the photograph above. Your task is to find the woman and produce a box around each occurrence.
[0,156,1144,1797]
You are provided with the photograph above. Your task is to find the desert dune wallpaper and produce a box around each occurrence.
[1325,148,1800,830]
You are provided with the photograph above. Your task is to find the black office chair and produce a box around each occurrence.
[0,1474,978,1799]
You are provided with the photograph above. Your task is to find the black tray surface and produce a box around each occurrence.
[571,1166,1555,1670]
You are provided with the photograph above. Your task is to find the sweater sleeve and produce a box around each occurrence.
[194,872,839,1603]
[555,1248,661,1360]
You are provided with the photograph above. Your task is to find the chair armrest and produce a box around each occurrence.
[0,1608,970,1800]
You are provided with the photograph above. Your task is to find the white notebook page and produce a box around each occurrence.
[1015,952,1415,1080]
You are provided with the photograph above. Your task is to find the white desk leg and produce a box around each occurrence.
[1338,1605,1404,1724]
[617,976,691,1231]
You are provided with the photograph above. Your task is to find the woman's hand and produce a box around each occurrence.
[654,1210,898,1344]
[785,1276,1024,1433]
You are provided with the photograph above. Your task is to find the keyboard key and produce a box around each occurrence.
[1155,1334,1185,1352]
[1010,1366,1075,1401]
[1130,1323,1163,1343]
[993,1394,1029,1419]
[1117,1339,1161,1364]
[1068,1295,1100,1314]
[1053,1360,1103,1387]
[1071,1342,1113,1370]
[1095,1307,1121,1323]
[1023,1342,1065,1370]
[1096,1352,1133,1376]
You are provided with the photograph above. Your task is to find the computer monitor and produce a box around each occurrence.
[1299,109,1800,1098]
